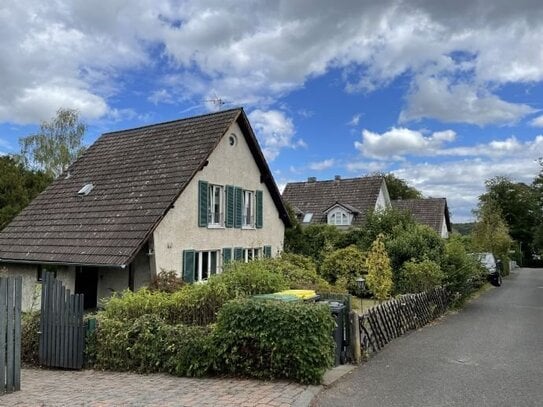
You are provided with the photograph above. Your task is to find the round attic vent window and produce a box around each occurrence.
[229,134,237,146]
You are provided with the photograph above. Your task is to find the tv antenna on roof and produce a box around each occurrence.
[205,92,231,110]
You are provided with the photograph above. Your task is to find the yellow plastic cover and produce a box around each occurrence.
[277,289,318,300]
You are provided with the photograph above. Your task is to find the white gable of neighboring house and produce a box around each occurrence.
[374,180,392,211]
[441,214,449,238]
[325,204,355,226]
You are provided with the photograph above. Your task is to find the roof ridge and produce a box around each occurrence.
[285,175,383,185]
[102,107,243,136]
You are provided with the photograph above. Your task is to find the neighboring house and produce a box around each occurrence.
[0,108,289,311]
[282,175,391,228]
[391,198,451,238]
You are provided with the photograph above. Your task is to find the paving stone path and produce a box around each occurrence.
[1,368,315,407]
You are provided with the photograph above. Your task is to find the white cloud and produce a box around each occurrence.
[355,127,456,159]
[347,114,361,127]
[248,109,303,161]
[400,77,535,126]
[530,115,543,127]
[1,1,543,125]
[308,159,335,171]
[148,89,175,105]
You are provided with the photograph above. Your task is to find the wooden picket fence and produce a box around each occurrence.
[0,276,22,395]
[359,287,449,355]
[39,272,85,370]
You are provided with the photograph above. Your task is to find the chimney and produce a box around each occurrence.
[307,177,317,183]
[334,175,341,181]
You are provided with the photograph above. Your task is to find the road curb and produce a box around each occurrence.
[295,365,357,406]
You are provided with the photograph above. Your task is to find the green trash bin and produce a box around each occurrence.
[252,293,301,302]
[318,300,346,366]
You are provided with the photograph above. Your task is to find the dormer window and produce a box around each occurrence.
[328,208,350,225]
[302,213,313,223]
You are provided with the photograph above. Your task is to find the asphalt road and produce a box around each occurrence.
[315,268,543,407]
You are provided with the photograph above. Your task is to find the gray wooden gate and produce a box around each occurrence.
[0,276,22,395]
[39,272,85,369]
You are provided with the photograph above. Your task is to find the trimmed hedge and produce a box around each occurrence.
[213,299,335,384]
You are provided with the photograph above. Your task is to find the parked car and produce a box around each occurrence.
[473,252,503,287]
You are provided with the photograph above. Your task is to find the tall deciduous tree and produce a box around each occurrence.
[471,200,513,259]
[19,108,86,178]
[383,173,423,200]
[0,156,51,230]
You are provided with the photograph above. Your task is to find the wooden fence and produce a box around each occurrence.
[0,276,22,395]
[39,272,85,370]
[359,287,449,355]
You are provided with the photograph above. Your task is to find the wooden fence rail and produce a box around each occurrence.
[0,276,22,396]
[39,272,85,370]
[359,287,449,355]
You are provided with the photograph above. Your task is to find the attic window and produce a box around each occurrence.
[229,134,237,146]
[78,183,94,196]
[302,213,313,223]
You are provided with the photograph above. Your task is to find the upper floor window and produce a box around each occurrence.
[208,184,224,226]
[243,190,254,227]
[328,208,351,226]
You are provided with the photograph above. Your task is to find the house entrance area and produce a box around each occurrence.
[75,266,98,310]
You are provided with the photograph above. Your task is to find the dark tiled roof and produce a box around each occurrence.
[0,108,288,267]
[391,198,451,234]
[282,176,385,226]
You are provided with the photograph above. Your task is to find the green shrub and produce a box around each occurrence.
[213,299,334,384]
[262,253,332,291]
[399,258,444,293]
[149,269,185,293]
[287,224,344,264]
[21,311,40,366]
[386,223,445,291]
[320,245,366,284]
[440,236,486,302]
[365,235,393,301]
[91,314,213,376]
[101,289,175,322]
[220,260,288,297]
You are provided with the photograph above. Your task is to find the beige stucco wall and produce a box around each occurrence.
[152,121,285,275]
[0,263,75,312]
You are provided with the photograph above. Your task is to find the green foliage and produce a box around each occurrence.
[382,173,423,200]
[285,224,344,264]
[19,108,87,178]
[472,200,512,259]
[91,314,213,376]
[320,245,366,285]
[399,259,444,293]
[452,222,475,236]
[213,299,334,384]
[365,235,393,301]
[284,202,305,253]
[440,236,486,302]
[343,208,415,250]
[149,269,185,293]
[102,260,288,326]
[263,253,332,291]
[21,312,40,366]
[0,156,52,230]
[385,223,445,290]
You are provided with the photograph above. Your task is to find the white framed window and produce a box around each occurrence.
[243,248,261,262]
[243,190,254,227]
[208,184,224,227]
[328,208,351,226]
[195,250,219,281]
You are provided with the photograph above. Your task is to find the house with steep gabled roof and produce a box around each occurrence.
[0,108,289,311]
[282,175,391,228]
[391,198,451,238]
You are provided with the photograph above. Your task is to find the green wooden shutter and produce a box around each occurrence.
[263,245,272,258]
[222,248,232,265]
[183,250,195,283]
[198,181,209,227]
[255,190,263,228]
[210,251,217,275]
[225,185,234,228]
[234,247,243,261]
[234,187,243,228]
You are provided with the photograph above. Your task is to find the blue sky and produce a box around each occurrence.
[2,0,543,222]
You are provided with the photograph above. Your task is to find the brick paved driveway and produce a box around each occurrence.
[1,368,316,407]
